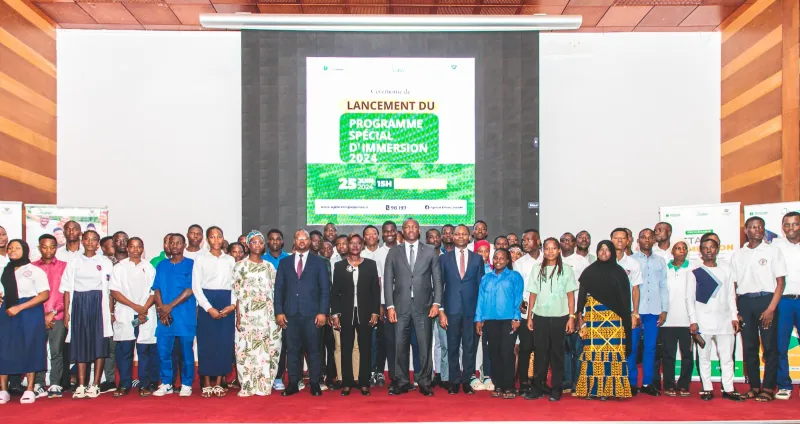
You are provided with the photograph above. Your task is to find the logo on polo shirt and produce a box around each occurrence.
[626,270,631,275]
[759,259,768,266]
[23,270,32,277]
[96,265,102,271]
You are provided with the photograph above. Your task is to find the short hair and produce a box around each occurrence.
[188,224,203,232]
[128,237,144,247]
[53,227,64,233]
[610,228,628,239]
[100,236,113,245]
[335,234,348,242]
[362,225,379,237]
[266,229,284,239]
[163,233,172,242]
[507,232,518,237]
[402,217,419,227]
[656,221,673,232]
[227,241,245,254]
[493,248,513,271]
[700,237,719,248]
[382,221,397,230]
[426,228,440,237]
[493,235,507,244]
[64,220,81,231]
[296,229,311,238]
[638,228,654,238]
[170,233,186,243]
[309,230,322,238]
[523,228,540,236]
[456,224,470,232]
[783,211,800,222]
[744,216,765,227]
[347,233,363,244]
[576,230,590,237]
[473,220,487,229]
[206,226,223,238]
[39,234,57,243]
[112,231,128,238]
[324,223,338,231]
[442,224,455,231]
[322,240,333,247]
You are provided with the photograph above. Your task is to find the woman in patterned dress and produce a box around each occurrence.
[232,230,282,396]
[574,240,633,400]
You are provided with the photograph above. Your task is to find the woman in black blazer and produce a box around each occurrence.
[331,233,381,396]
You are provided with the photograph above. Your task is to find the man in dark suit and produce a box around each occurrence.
[385,218,443,396]
[439,224,485,394]
[275,229,331,396]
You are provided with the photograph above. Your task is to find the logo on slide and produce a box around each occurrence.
[323,66,328,71]
[451,65,457,70]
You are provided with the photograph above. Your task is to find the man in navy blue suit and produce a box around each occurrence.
[438,224,485,394]
[275,229,330,396]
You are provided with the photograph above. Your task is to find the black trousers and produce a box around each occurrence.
[660,326,692,390]
[484,320,516,391]
[516,317,534,387]
[287,315,321,388]
[533,315,568,392]
[276,329,287,381]
[319,324,336,383]
[341,308,373,388]
[738,294,779,390]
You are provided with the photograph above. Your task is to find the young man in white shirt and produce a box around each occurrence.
[55,221,84,262]
[653,222,673,262]
[774,211,800,400]
[514,229,541,394]
[373,221,399,386]
[611,228,644,394]
[575,230,596,264]
[731,216,787,402]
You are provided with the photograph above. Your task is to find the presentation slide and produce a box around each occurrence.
[306,57,475,226]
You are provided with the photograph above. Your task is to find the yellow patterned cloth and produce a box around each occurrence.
[574,295,632,399]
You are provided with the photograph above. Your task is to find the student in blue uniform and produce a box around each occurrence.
[0,239,50,405]
[152,234,196,398]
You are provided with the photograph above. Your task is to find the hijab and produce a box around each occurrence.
[1,239,32,308]
[474,240,492,268]
[577,240,633,356]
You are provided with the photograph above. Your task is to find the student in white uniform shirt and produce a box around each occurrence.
[60,230,114,400]
[514,229,542,392]
[55,221,84,262]
[109,237,159,397]
[774,211,800,400]
[0,239,50,405]
[660,242,694,397]
[575,231,596,264]
[559,232,589,392]
[192,226,236,398]
[730,216,787,402]
[687,237,744,402]
[653,222,674,262]
[183,224,207,260]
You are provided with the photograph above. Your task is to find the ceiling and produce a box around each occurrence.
[31,0,747,31]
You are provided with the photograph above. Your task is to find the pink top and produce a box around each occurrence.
[32,258,67,321]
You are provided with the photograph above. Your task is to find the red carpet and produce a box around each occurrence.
[2,382,798,423]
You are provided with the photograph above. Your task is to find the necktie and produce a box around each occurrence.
[296,254,303,278]
[409,244,416,271]
[459,249,465,279]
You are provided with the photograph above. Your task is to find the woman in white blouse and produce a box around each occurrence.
[0,239,50,405]
[193,226,236,398]
[61,230,114,400]
[660,241,695,397]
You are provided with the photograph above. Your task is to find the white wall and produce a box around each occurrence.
[539,32,721,246]
[57,30,720,252]
[58,30,242,255]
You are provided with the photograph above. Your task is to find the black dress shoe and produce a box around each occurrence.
[310,384,322,396]
[388,384,408,396]
[631,386,640,396]
[439,381,451,390]
[518,384,531,396]
[523,387,543,400]
[462,383,474,395]
[282,386,299,397]
[722,391,744,402]
[448,384,459,395]
[331,381,343,390]
[549,391,562,402]
[433,373,442,386]
[360,387,371,396]
[700,392,713,401]
[641,385,661,397]
[341,388,351,396]
[405,383,416,391]
[419,384,434,396]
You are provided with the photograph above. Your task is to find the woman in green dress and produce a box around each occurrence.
[574,240,633,400]
[232,230,281,396]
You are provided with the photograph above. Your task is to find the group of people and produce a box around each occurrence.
[0,212,797,405]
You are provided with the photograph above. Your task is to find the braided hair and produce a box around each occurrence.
[537,237,564,285]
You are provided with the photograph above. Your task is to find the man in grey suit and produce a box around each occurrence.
[385,218,443,396]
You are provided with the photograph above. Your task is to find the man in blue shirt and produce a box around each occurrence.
[631,228,669,396]
[152,234,197,397]
[261,228,290,390]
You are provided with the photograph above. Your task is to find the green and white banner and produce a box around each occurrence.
[306,57,475,225]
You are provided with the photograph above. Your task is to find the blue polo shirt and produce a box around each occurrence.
[152,257,196,337]
[263,250,290,270]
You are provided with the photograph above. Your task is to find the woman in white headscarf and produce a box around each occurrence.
[232,230,281,396]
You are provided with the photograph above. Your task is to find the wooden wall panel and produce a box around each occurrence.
[0,0,56,204]
[721,0,800,205]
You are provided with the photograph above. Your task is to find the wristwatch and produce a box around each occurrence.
[569,314,576,319]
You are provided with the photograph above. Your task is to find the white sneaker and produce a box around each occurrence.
[33,384,47,399]
[86,385,100,398]
[72,385,87,399]
[20,391,36,404]
[179,385,192,397]
[469,377,485,391]
[320,383,328,391]
[483,378,495,391]
[273,379,285,391]
[776,388,792,400]
[152,384,173,397]
[0,391,10,404]
[298,381,306,391]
